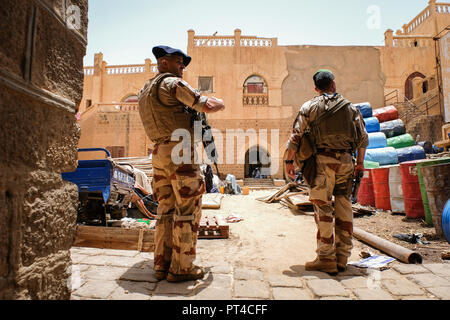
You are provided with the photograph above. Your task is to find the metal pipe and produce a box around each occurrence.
[353,227,423,264]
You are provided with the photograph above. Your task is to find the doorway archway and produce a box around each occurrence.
[404,72,426,100]
[245,145,271,178]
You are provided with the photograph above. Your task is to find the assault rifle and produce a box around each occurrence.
[186,108,222,178]
[351,170,364,204]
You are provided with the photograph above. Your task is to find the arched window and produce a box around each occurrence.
[122,94,138,103]
[243,75,268,106]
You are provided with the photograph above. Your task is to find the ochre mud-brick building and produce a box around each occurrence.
[78,1,450,179]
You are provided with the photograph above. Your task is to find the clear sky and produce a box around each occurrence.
[84,0,431,66]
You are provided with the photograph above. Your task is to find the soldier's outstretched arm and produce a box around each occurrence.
[203,97,225,113]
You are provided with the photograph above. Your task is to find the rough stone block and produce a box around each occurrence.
[109,280,155,300]
[154,280,197,296]
[83,266,127,281]
[272,287,312,300]
[234,268,264,281]
[234,280,270,299]
[407,273,450,288]
[339,276,370,289]
[73,280,118,299]
[382,279,425,296]
[100,249,139,257]
[306,279,349,297]
[202,261,232,274]
[0,0,29,78]
[81,255,145,268]
[267,275,303,288]
[426,286,450,300]
[400,296,437,300]
[320,296,353,300]
[392,263,430,275]
[0,88,80,171]
[32,4,86,105]
[119,268,159,283]
[353,288,395,300]
[423,264,450,277]
[194,287,233,300]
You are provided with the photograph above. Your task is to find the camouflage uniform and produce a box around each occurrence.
[138,73,208,275]
[287,93,368,263]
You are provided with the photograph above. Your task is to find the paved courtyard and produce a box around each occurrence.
[69,246,450,300]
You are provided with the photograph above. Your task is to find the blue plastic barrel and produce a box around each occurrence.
[365,147,398,165]
[364,117,380,133]
[367,132,387,149]
[355,102,373,118]
[380,119,406,138]
[396,146,426,163]
[443,200,450,243]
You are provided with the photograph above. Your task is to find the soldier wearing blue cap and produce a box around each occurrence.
[284,69,368,275]
[138,46,225,282]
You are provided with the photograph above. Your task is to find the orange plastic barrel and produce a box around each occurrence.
[372,167,391,211]
[357,169,375,207]
[242,186,250,195]
[399,161,425,218]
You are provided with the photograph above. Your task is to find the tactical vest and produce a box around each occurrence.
[138,73,194,143]
[306,95,358,151]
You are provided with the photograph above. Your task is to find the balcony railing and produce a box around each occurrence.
[392,35,435,48]
[83,64,158,76]
[106,65,145,75]
[243,93,269,106]
[240,37,273,47]
[193,32,276,48]
[83,67,94,76]
[436,3,450,14]
[403,2,449,34]
[96,103,139,112]
[194,36,236,47]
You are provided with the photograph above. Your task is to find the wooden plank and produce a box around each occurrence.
[73,225,155,252]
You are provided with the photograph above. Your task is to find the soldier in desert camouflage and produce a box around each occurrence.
[138,46,225,282]
[285,70,368,274]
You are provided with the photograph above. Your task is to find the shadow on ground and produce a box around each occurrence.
[116,261,214,298]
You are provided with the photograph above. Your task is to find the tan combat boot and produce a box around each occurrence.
[337,255,348,272]
[166,266,205,282]
[155,270,167,281]
[305,257,338,275]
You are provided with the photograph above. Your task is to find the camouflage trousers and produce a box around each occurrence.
[309,152,354,262]
[152,141,205,275]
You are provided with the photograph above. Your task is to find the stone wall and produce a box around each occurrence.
[0,0,88,299]
[406,114,444,143]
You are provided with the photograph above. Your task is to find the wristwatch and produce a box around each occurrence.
[284,160,294,164]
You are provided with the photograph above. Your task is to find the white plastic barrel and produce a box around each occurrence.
[388,164,405,213]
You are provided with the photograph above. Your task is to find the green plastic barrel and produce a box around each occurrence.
[386,134,415,149]
[364,160,380,169]
[416,157,450,225]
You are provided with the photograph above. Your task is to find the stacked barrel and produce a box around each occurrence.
[353,103,423,213]
[353,103,450,242]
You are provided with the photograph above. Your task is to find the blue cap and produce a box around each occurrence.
[152,45,192,67]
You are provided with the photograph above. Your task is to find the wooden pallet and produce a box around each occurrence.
[198,215,229,239]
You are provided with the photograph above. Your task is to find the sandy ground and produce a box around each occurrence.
[354,210,450,263]
[199,190,362,276]
[197,190,449,276]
